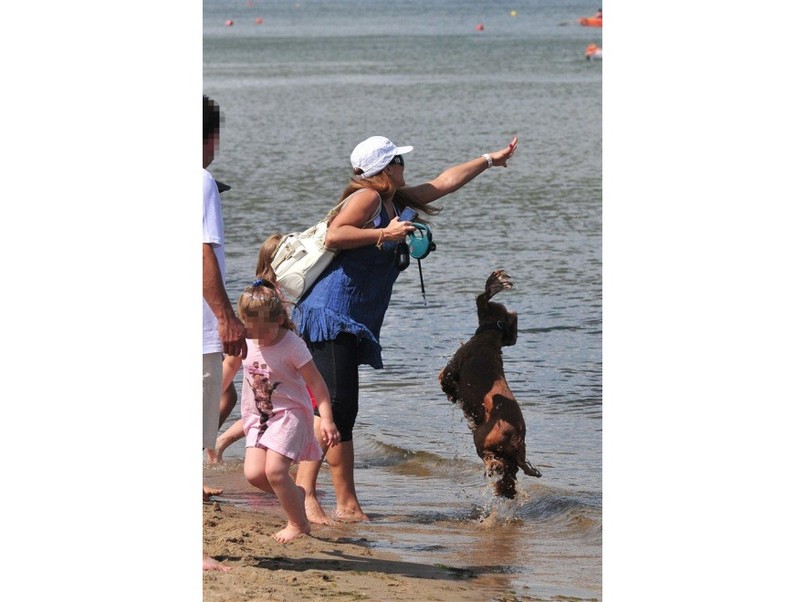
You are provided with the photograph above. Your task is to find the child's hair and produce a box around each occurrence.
[255,233,283,283]
[237,279,295,331]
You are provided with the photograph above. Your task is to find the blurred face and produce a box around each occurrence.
[244,309,281,342]
[203,132,219,168]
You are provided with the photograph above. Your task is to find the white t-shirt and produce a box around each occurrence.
[202,168,226,354]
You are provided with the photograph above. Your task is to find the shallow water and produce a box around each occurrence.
[204,1,601,598]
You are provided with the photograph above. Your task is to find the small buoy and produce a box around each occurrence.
[225,19,234,26]
[510,10,518,17]
[255,17,264,25]
[475,23,484,31]
[585,43,602,60]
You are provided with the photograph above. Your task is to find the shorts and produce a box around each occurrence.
[202,353,223,449]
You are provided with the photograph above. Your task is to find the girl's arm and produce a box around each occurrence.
[405,136,518,205]
[221,354,243,394]
[299,361,340,447]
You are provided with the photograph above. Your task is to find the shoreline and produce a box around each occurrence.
[203,499,526,602]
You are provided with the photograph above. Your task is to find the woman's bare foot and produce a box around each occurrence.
[334,506,369,522]
[304,492,332,525]
[203,485,223,501]
[206,448,222,464]
[203,552,232,572]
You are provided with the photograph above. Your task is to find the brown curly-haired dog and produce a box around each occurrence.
[438,270,540,498]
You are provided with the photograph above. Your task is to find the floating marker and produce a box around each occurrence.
[476,23,484,31]
[225,19,234,26]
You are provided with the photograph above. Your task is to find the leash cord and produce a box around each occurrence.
[417,259,427,305]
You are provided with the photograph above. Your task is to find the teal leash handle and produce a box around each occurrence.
[408,223,435,259]
[406,222,433,305]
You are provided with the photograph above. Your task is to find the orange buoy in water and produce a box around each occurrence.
[255,17,264,25]
[225,19,234,26]
[585,43,602,60]
[475,23,485,31]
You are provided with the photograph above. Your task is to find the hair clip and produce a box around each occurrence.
[252,279,266,287]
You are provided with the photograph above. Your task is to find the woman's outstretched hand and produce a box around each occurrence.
[490,136,518,167]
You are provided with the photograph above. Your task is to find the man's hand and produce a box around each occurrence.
[218,315,247,359]
[204,243,247,359]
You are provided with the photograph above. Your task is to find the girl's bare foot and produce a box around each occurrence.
[203,552,232,572]
[304,493,332,525]
[273,485,311,542]
[272,521,310,543]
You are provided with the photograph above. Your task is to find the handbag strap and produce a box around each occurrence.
[325,190,382,227]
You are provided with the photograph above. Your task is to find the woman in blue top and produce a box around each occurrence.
[295,134,518,523]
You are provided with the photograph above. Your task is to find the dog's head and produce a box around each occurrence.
[476,270,518,346]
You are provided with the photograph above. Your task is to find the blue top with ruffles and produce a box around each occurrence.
[293,201,401,369]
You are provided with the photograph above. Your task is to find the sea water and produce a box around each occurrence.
[203,1,601,598]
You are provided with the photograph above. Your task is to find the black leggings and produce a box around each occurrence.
[308,333,360,442]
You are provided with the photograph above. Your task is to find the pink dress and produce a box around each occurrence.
[240,332,322,462]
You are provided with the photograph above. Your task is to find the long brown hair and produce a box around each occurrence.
[247,234,296,331]
[338,173,440,223]
[255,233,283,283]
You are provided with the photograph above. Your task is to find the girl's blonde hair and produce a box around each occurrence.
[237,279,295,331]
[255,233,282,283]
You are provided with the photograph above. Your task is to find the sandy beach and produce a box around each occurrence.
[203,498,544,602]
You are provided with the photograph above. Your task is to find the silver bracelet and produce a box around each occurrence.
[482,153,493,168]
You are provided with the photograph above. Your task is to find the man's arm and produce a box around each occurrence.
[203,242,247,359]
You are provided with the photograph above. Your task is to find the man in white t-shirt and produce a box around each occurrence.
[202,95,247,573]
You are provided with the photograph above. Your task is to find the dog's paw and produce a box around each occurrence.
[485,270,513,299]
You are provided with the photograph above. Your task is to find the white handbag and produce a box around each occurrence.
[271,192,381,302]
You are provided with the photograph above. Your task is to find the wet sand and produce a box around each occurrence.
[203,499,535,602]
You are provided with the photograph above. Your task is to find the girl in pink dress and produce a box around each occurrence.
[222,279,340,543]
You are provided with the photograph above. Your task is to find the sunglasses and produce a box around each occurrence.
[389,155,405,167]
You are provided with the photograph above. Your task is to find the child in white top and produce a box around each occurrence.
[222,279,340,543]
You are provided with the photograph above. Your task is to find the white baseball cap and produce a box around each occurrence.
[350,136,413,179]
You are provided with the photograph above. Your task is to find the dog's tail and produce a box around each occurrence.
[519,457,541,478]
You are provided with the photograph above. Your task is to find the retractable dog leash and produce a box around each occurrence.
[407,223,436,305]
